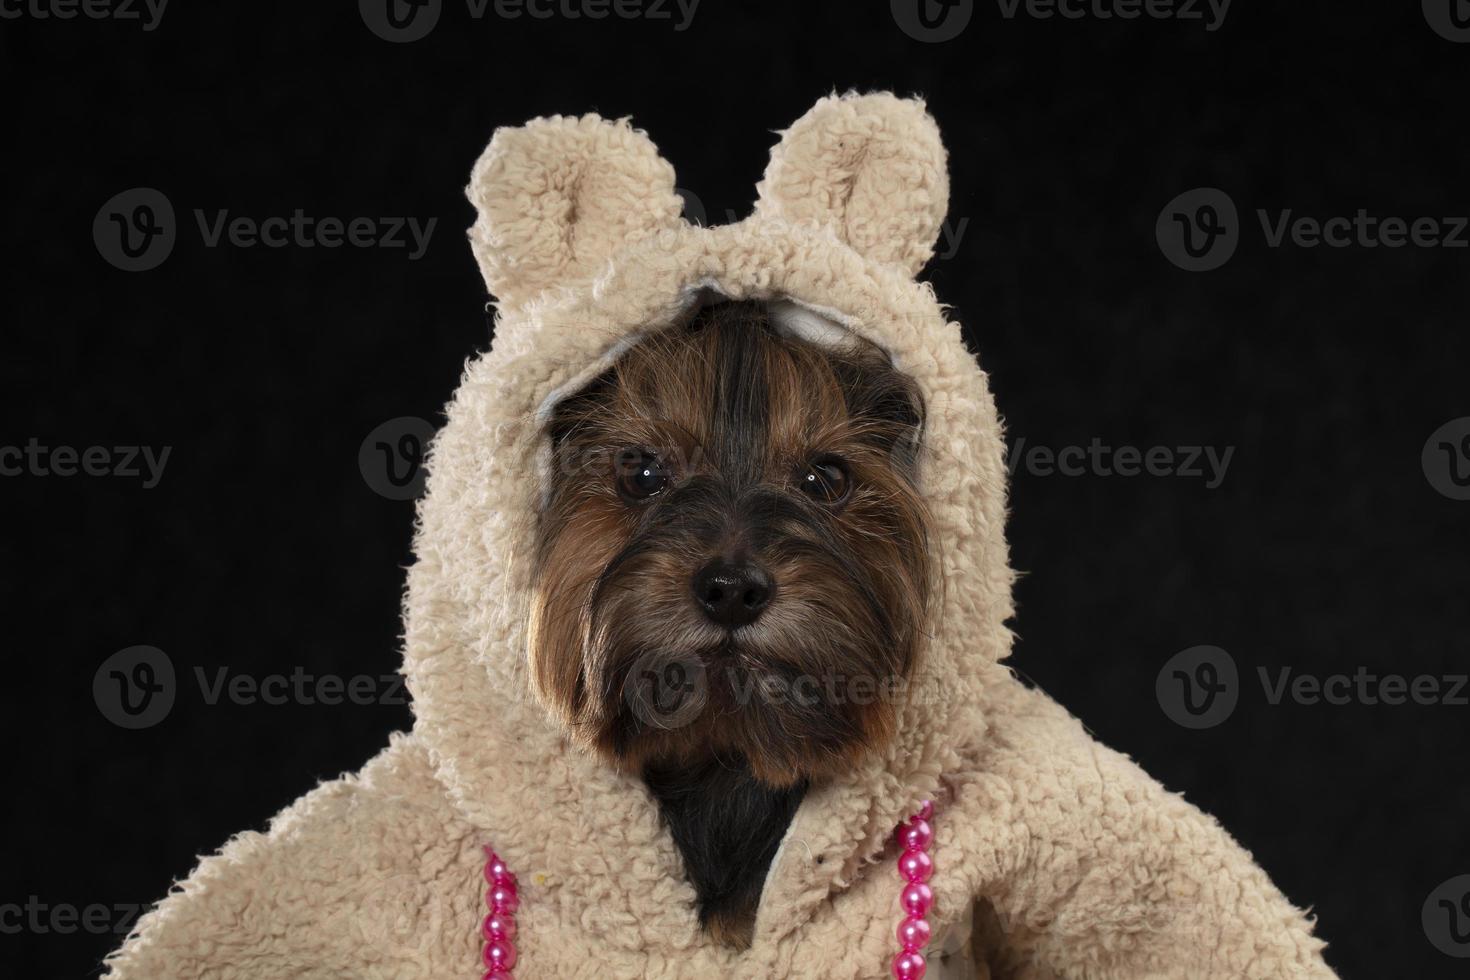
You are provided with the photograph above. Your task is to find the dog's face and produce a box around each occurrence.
[529,301,931,788]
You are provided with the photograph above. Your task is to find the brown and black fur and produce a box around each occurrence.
[529,299,932,946]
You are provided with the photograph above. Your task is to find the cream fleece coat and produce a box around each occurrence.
[105,93,1339,980]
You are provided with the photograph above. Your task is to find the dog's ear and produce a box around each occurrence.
[756,93,949,277]
[467,114,684,307]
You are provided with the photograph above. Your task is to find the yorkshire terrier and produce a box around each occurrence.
[528,298,933,947]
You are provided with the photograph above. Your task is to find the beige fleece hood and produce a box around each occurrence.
[405,90,1014,967]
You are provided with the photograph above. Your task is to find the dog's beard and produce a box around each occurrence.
[532,476,927,788]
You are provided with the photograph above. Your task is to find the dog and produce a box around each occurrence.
[527,298,934,946]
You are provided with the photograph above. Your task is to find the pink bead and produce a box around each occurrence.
[482,939,517,970]
[899,818,933,851]
[482,911,516,941]
[900,882,934,916]
[893,950,927,979]
[484,854,511,884]
[898,848,934,883]
[917,800,933,822]
[488,882,519,914]
[483,972,511,980]
[897,915,931,951]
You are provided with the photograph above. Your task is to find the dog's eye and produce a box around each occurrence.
[798,455,851,506]
[615,448,670,501]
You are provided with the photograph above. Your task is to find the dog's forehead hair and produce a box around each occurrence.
[559,301,913,483]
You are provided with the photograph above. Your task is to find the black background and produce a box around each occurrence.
[3,1,1468,976]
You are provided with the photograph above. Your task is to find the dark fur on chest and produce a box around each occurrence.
[643,756,807,947]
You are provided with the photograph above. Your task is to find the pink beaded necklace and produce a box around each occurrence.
[481,800,937,980]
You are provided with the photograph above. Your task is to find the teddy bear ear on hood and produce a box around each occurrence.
[755,92,950,278]
[466,113,684,308]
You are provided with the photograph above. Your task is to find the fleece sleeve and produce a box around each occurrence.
[102,734,481,980]
[951,682,1338,980]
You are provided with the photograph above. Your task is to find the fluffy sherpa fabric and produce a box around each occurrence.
[105,92,1339,980]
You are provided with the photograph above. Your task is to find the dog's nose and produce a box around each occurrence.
[691,561,774,629]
